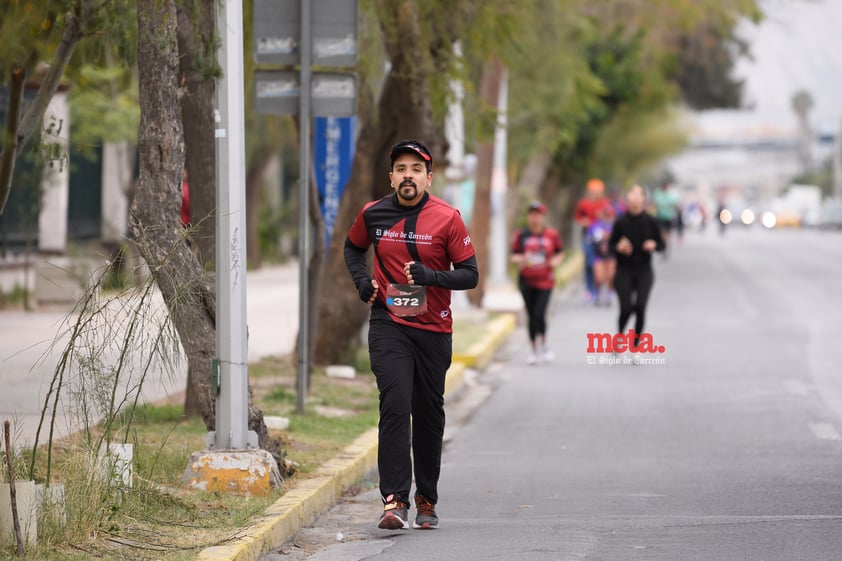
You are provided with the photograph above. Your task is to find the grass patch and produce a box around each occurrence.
[9,355,378,561]
[452,319,492,352]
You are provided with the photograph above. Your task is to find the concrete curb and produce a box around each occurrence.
[452,313,516,369]
[197,428,379,561]
[197,318,516,561]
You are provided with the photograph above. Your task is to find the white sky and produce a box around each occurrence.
[692,0,842,139]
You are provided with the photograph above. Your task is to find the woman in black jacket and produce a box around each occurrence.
[608,185,666,349]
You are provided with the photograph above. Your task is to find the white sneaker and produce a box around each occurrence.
[526,352,538,365]
[541,349,554,363]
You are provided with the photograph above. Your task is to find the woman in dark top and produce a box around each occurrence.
[608,185,666,349]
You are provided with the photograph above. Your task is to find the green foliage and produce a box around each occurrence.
[589,105,689,185]
[0,283,27,308]
[69,65,140,157]
[256,198,293,264]
[459,0,763,191]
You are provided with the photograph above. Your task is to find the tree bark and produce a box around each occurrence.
[176,0,217,270]
[467,56,504,307]
[245,150,273,269]
[0,66,25,216]
[134,0,210,422]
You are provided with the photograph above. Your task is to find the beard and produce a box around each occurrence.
[396,181,418,202]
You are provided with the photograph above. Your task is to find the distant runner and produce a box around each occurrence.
[609,185,666,354]
[510,201,564,365]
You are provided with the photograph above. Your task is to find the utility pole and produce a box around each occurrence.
[183,0,280,496]
[834,117,842,199]
[210,0,257,451]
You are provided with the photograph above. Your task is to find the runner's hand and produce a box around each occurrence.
[616,236,633,256]
[405,261,436,286]
[358,278,379,303]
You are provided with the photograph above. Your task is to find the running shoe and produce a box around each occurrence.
[527,352,538,365]
[378,495,409,530]
[542,348,555,363]
[413,495,439,529]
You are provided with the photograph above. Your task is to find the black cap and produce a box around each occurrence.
[528,201,547,214]
[389,140,432,171]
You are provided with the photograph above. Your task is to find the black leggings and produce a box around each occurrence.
[368,319,452,505]
[519,283,553,343]
[613,267,654,342]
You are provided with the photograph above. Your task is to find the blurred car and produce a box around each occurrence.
[772,211,801,228]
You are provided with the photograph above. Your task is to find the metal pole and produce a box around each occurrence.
[490,67,509,284]
[296,0,311,414]
[211,0,256,450]
[834,117,842,199]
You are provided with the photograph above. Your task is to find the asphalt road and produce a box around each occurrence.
[264,226,842,561]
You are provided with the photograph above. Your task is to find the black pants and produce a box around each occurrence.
[368,319,452,505]
[519,282,553,343]
[613,266,654,343]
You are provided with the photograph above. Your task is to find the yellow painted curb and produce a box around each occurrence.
[197,358,471,561]
[197,427,378,561]
[452,313,516,369]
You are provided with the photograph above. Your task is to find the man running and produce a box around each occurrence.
[344,139,478,531]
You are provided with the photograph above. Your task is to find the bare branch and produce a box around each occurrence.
[0,66,26,216]
[16,7,85,158]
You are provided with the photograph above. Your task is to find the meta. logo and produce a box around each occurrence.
[586,330,665,354]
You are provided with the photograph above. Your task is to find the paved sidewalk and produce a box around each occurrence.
[0,261,300,447]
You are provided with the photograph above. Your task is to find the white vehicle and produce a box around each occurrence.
[769,184,822,228]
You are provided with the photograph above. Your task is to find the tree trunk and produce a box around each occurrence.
[306,152,326,384]
[467,56,504,307]
[176,0,217,270]
[313,0,437,364]
[176,0,217,417]
[245,150,273,269]
[134,0,274,455]
[134,0,211,422]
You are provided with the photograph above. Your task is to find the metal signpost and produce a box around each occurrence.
[253,0,357,414]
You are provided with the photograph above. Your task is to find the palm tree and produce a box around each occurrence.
[791,89,814,173]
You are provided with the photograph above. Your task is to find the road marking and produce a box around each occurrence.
[808,422,841,441]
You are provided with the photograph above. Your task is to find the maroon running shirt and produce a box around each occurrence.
[511,227,563,290]
[347,193,475,333]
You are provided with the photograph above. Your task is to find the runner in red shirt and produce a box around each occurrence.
[344,139,478,531]
[510,201,564,364]
[573,178,610,303]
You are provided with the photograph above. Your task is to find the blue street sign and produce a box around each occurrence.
[314,116,355,245]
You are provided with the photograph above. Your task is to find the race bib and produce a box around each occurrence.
[385,284,427,317]
[525,250,547,266]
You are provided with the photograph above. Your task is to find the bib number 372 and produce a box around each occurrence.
[385,284,427,317]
